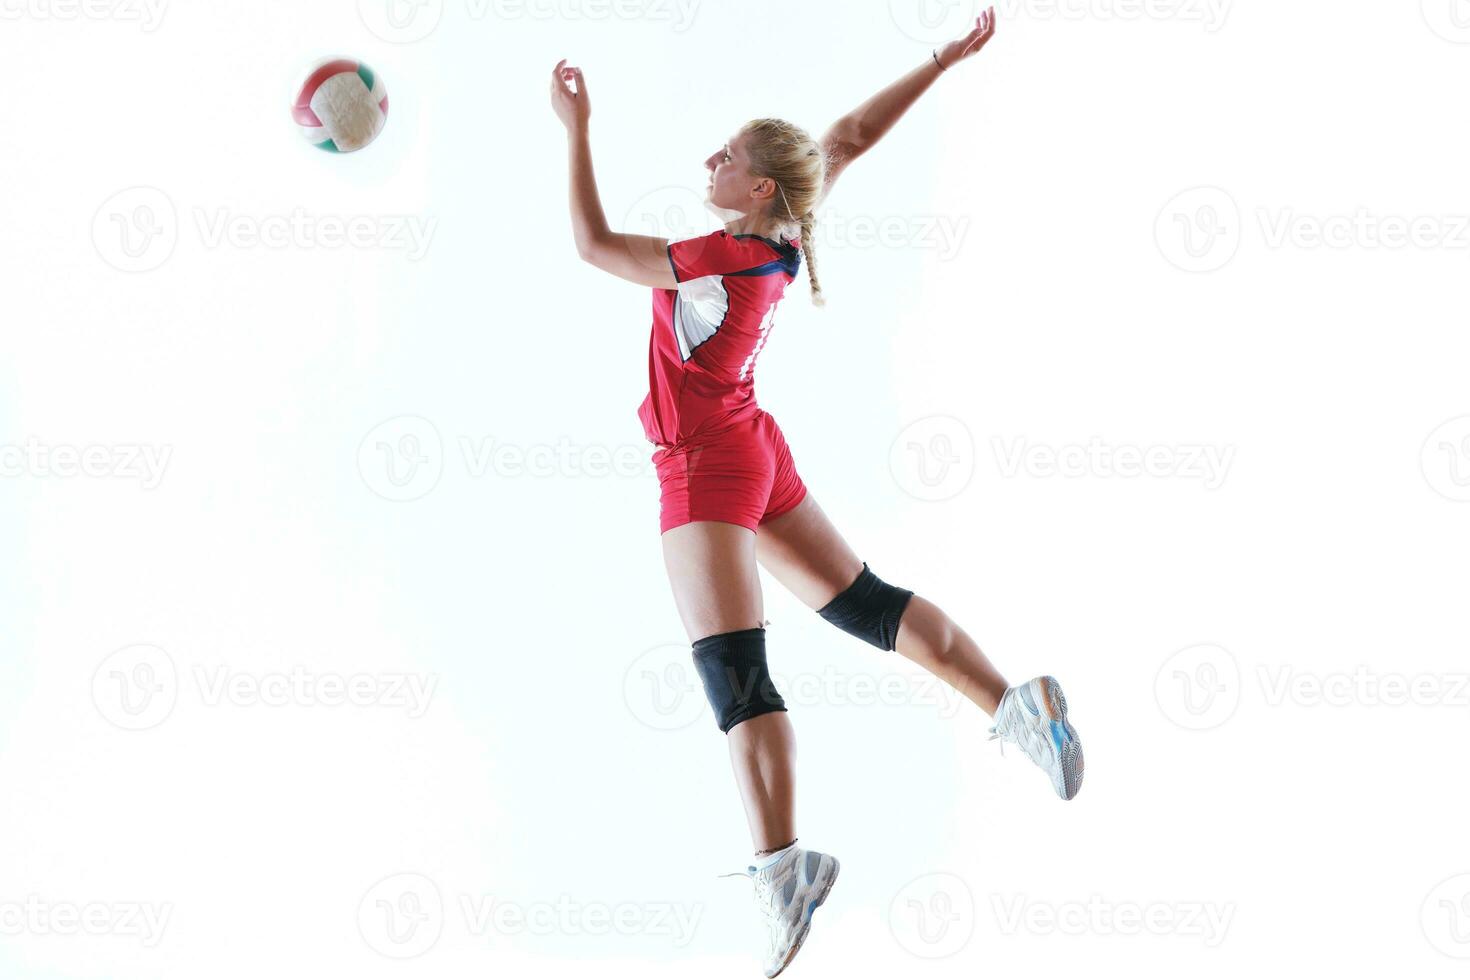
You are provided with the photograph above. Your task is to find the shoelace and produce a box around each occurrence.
[988,689,1052,765]
[718,866,780,927]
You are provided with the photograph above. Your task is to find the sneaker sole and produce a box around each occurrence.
[1035,676,1084,801]
[766,856,839,979]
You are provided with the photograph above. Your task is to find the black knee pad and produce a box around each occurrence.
[816,562,914,652]
[692,627,787,734]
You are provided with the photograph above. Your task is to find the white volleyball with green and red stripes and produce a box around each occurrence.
[293,59,388,153]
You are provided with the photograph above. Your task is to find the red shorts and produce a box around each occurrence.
[654,411,808,534]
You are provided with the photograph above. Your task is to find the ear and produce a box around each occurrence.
[750,177,777,203]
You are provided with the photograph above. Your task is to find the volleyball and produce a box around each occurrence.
[292,59,388,153]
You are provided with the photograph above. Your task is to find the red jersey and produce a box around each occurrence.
[637,230,803,451]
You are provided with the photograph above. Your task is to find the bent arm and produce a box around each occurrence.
[566,128,677,289]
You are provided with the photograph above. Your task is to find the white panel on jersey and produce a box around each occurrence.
[672,274,730,361]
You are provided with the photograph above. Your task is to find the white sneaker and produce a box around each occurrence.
[722,846,840,977]
[989,676,1084,800]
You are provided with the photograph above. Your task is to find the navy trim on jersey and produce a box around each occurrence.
[732,234,802,277]
[734,234,801,257]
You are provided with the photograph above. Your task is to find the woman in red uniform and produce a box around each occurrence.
[552,11,1082,975]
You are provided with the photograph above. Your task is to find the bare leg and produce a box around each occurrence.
[662,520,796,853]
[755,494,1009,715]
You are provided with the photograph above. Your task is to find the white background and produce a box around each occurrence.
[2,0,1469,976]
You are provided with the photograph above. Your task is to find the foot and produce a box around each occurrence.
[723,846,840,977]
[989,675,1084,800]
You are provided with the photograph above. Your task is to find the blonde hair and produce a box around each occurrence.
[739,118,827,307]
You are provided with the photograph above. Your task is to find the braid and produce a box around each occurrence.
[799,212,824,308]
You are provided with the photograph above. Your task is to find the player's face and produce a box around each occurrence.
[704,134,748,211]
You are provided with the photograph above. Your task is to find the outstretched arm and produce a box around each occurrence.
[818,9,997,205]
[551,60,678,290]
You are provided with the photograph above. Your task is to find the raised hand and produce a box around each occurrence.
[935,7,997,70]
[550,58,591,131]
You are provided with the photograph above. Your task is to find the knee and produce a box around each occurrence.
[692,627,788,734]
[815,562,914,652]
